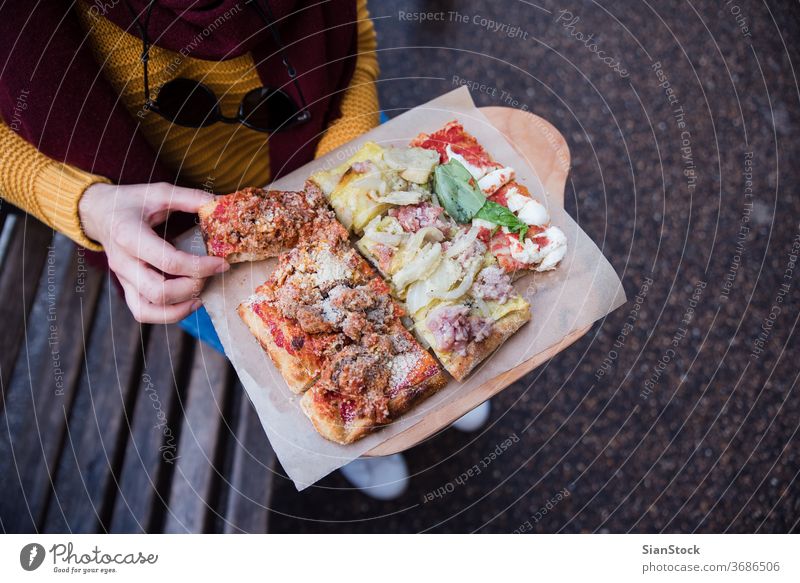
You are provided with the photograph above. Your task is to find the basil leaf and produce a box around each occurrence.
[433,159,486,223]
[475,200,529,240]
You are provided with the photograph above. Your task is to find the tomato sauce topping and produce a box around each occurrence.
[411,120,496,168]
[339,400,356,424]
[476,226,493,244]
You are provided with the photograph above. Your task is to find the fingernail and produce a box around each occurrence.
[216,261,231,274]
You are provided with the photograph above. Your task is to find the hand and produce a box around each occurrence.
[79,182,229,324]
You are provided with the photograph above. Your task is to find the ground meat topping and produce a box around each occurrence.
[460,237,487,263]
[321,283,394,341]
[202,185,341,259]
[220,190,306,250]
[271,269,395,342]
[362,333,395,354]
[322,345,391,424]
[471,266,514,304]
[388,202,449,233]
[426,304,494,356]
[270,275,333,334]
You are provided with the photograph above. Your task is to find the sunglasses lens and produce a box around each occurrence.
[240,87,304,132]
[155,79,219,127]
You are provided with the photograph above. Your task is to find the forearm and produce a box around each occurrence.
[0,122,110,250]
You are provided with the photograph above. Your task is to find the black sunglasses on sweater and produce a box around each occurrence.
[126,0,311,133]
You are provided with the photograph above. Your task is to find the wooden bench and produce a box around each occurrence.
[0,212,276,533]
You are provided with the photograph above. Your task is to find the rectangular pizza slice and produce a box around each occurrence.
[300,319,447,444]
[236,218,372,393]
[352,208,533,381]
[393,227,532,381]
[410,120,568,275]
[199,185,334,263]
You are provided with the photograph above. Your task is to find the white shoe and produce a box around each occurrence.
[452,400,491,432]
[339,453,409,500]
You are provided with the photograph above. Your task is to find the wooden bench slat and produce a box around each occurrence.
[223,392,275,533]
[162,345,232,533]
[0,239,102,532]
[109,324,192,533]
[0,209,14,262]
[0,219,53,411]
[42,281,143,533]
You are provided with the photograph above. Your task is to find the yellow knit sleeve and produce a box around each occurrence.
[0,122,110,250]
[315,0,381,158]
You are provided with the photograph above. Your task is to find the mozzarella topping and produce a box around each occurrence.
[535,226,568,271]
[477,166,515,195]
[508,237,542,265]
[504,187,528,212]
[472,218,496,231]
[517,199,550,226]
[504,225,567,270]
[445,145,487,181]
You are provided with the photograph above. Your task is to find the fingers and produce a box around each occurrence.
[112,253,207,305]
[147,182,215,214]
[110,245,210,323]
[119,277,202,324]
[114,224,228,278]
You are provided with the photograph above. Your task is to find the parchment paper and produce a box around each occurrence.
[192,87,627,490]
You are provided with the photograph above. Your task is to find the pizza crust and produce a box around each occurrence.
[437,306,532,381]
[299,366,448,445]
[299,391,375,445]
[236,301,320,394]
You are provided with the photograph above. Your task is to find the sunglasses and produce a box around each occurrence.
[127,0,311,133]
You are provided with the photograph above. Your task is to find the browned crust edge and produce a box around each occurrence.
[439,307,532,381]
[236,302,317,394]
[299,366,449,445]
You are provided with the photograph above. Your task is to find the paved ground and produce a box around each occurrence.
[268,0,800,532]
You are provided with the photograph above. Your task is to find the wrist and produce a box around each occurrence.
[79,181,114,245]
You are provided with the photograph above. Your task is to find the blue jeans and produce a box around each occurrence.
[180,111,391,354]
[179,305,226,354]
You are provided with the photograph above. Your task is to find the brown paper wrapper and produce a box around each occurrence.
[186,88,627,489]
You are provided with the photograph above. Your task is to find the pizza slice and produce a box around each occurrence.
[300,319,447,444]
[310,141,441,234]
[411,121,567,274]
[394,226,532,381]
[198,185,334,263]
[413,289,531,381]
[236,220,374,393]
[351,216,532,380]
